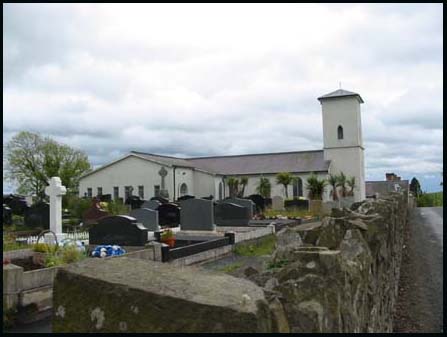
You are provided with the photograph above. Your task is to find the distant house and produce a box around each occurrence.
[79,89,367,202]
[366,173,409,199]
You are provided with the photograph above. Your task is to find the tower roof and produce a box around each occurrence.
[318,89,364,103]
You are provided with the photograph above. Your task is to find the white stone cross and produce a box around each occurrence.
[45,177,67,242]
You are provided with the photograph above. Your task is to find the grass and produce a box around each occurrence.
[218,261,243,273]
[233,234,277,257]
[417,192,443,207]
[2,233,30,252]
[263,208,314,218]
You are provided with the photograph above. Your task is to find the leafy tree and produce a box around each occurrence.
[5,131,91,199]
[306,173,327,200]
[238,176,249,197]
[276,172,293,198]
[336,172,347,198]
[327,174,339,201]
[409,177,422,198]
[346,176,356,197]
[256,177,271,198]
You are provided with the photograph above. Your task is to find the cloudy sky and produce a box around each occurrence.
[3,3,443,192]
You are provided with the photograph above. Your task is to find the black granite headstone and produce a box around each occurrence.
[99,194,112,202]
[89,215,149,246]
[3,204,12,226]
[284,199,309,210]
[125,196,144,209]
[215,202,250,226]
[246,194,265,213]
[150,196,169,204]
[24,201,50,229]
[3,194,29,216]
[157,203,181,227]
[177,195,195,202]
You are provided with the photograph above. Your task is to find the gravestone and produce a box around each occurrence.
[202,195,214,200]
[129,208,160,231]
[222,198,255,218]
[158,167,169,199]
[24,201,50,229]
[141,200,161,210]
[246,194,265,213]
[265,198,272,208]
[89,215,148,246]
[284,199,309,210]
[215,203,250,226]
[3,204,13,226]
[157,203,181,228]
[3,194,29,216]
[82,198,111,226]
[272,196,285,211]
[99,194,112,202]
[125,196,144,209]
[45,177,67,241]
[179,198,215,231]
[177,195,195,202]
[150,196,169,204]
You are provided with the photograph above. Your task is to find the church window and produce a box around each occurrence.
[87,188,92,198]
[218,182,223,200]
[337,125,344,140]
[293,178,303,198]
[125,186,133,200]
[180,183,188,196]
[138,185,144,198]
[154,185,160,197]
[113,186,119,200]
[97,187,102,196]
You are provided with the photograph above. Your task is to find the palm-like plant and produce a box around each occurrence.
[256,177,271,198]
[327,174,339,201]
[276,172,293,198]
[238,176,248,197]
[226,177,239,198]
[336,172,347,198]
[306,173,327,200]
[346,176,356,197]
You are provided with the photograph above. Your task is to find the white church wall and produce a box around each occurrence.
[79,155,174,200]
[193,170,216,198]
[174,167,194,198]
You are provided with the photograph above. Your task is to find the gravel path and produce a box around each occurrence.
[393,207,443,333]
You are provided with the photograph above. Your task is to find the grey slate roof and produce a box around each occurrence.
[186,150,330,175]
[130,151,196,168]
[318,89,364,103]
[365,180,409,197]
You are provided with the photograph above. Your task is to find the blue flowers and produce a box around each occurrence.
[91,245,126,258]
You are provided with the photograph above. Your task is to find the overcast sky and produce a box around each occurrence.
[3,3,443,192]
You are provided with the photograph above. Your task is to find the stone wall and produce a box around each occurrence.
[251,191,409,332]
[52,192,409,332]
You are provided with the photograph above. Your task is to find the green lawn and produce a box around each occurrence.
[417,192,443,207]
[233,234,277,257]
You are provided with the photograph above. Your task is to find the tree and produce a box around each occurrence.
[336,172,347,198]
[346,176,356,197]
[256,177,271,198]
[5,131,92,199]
[306,173,327,200]
[226,177,239,198]
[327,174,339,201]
[276,172,293,198]
[238,176,248,197]
[409,177,422,198]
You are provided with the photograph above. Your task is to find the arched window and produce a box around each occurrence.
[293,177,303,198]
[218,182,223,200]
[337,125,344,140]
[180,183,188,196]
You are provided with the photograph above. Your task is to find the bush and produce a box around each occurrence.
[105,200,129,215]
[417,192,443,207]
[61,245,86,264]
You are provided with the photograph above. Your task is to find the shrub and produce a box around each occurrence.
[61,245,85,264]
[105,200,129,215]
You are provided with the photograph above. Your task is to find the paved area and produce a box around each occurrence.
[393,207,443,333]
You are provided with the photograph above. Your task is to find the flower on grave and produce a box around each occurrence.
[3,258,11,265]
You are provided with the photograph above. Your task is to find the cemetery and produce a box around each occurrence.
[3,175,412,332]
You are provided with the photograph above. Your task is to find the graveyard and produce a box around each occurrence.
[3,175,414,332]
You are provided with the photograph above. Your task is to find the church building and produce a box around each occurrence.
[78,89,366,202]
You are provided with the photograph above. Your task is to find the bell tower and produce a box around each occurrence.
[318,89,366,201]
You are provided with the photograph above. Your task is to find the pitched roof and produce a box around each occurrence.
[130,151,195,168]
[318,89,364,103]
[186,150,330,175]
